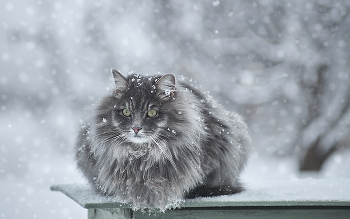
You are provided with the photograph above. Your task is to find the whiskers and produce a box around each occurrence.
[89,129,126,150]
[149,135,178,173]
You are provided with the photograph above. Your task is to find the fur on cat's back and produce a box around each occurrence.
[75,70,251,210]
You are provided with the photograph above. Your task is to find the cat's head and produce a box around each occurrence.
[104,70,177,144]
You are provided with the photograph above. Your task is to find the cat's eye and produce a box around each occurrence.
[122,109,131,117]
[147,109,157,118]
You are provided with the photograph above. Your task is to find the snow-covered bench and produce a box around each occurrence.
[51,178,350,219]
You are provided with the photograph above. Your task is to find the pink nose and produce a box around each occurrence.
[132,127,142,134]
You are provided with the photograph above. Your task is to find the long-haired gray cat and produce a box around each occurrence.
[76,70,251,210]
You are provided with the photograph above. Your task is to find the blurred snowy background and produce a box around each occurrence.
[1,0,350,218]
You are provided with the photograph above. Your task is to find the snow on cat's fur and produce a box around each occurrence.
[75,70,251,210]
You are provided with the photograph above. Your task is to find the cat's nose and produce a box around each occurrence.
[132,127,142,134]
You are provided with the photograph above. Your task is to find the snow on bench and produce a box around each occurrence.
[51,178,350,219]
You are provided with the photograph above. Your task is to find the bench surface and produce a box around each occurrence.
[51,178,350,218]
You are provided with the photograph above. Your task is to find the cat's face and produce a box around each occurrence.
[110,70,176,144]
[113,98,166,144]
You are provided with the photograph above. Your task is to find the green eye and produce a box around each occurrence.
[147,109,157,118]
[122,109,131,117]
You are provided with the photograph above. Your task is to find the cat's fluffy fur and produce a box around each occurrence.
[76,70,251,210]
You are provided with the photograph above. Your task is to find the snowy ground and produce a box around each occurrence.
[0,110,87,219]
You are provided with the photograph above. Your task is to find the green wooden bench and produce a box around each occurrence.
[51,178,350,218]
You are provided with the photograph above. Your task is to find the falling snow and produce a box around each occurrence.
[1,0,350,219]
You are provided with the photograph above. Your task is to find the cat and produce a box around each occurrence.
[75,70,251,210]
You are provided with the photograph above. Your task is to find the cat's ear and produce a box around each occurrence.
[155,74,176,99]
[112,69,128,95]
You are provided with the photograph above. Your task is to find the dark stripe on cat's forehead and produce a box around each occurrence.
[121,74,163,112]
[140,100,148,111]
[127,96,150,112]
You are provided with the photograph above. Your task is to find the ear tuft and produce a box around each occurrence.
[155,74,176,98]
[112,69,128,94]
